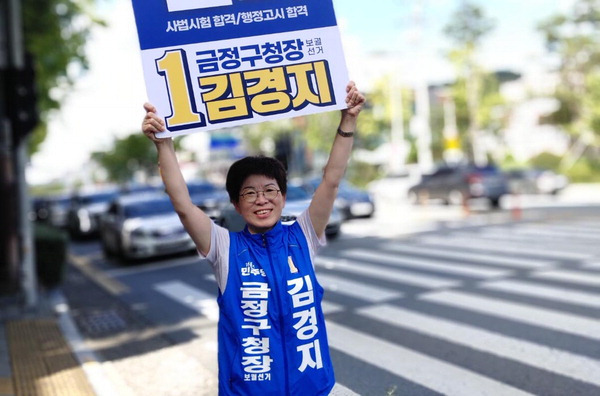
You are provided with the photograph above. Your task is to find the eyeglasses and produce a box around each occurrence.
[239,187,280,203]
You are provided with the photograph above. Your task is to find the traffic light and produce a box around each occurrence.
[5,53,39,143]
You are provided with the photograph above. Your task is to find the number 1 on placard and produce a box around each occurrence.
[156,49,206,131]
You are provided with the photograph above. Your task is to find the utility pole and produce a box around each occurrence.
[439,89,463,164]
[389,70,406,175]
[0,0,38,306]
[409,0,434,173]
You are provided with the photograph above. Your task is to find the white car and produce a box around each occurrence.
[99,192,196,261]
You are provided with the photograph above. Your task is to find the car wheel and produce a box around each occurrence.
[100,234,114,257]
[490,197,501,208]
[326,230,340,240]
[448,190,465,206]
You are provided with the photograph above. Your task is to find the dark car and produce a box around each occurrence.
[217,185,343,239]
[99,192,196,261]
[186,179,229,221]
[34,193,73,228]
[407,163,509,207]
[300,178,375,220]
[67,187,120,238]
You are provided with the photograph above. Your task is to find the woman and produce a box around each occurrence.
[142,81,365,395]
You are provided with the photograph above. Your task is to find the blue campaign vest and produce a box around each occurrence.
[217,221,335,396]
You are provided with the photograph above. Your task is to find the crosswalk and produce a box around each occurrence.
[150,218,600,395]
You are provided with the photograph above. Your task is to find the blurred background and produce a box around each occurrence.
[3,0,600,306]
[2,1,600,394]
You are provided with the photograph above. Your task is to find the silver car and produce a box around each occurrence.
[99,192,196,261]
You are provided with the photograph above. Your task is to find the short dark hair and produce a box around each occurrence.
[226,156,287,203]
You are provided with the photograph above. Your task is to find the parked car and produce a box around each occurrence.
[300,178,375,220]
[67,187,120,238]
[505,168,568,195]
[186,179,229,221]
[120,181,164,195]
[99,192,196,261]
[218,185,343,239]
[44,194,72,228]
[407,163,509,207]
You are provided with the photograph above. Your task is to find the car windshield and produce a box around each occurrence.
[286,185,310,201]
[188,182,215,195]
[470,165,500,174]
[78,191,118,205]
[124,199,175,218]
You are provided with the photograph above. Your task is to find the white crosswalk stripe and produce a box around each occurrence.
[475,228,600,252]
[420,290,600,341]
[480,279,600,308]
[154,280,220,321]
[531,268,600,286]
[387,241,556,268]
[341,249,513,278]
[315,256,459,288]
[315,272,403,302]
[513,224,600,240]
[417,234,594,260]
[326,321,535,396]
[357,304,600,387]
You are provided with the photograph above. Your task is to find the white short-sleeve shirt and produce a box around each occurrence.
[201,210,326,293]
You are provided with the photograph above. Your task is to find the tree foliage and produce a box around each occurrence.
[442,2,501,164]
[22,0,104,154]
[538,0,600,157]
[443,2,495,48]
[91,134,181,183]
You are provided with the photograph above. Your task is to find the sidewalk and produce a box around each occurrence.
[0,292,95,396]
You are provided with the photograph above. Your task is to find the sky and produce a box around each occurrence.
[26,0,576,185]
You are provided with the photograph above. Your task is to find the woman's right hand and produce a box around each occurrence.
[142,103,168,143]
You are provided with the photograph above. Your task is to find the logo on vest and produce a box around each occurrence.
[242,261,266,277]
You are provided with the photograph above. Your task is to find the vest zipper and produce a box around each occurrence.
[262,233,290,395]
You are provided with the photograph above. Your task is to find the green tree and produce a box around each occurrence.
[23,0,104,154]
[538,0,600,173]
[91,134,181,183]
[443,1,499,164]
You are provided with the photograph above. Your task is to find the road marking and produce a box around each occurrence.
[343,249,512,278]
[421,290,600,341]
[329,383,360,396]
[417,235,592,260]
[481,279,600,308]
[316,273,403,302]
[316,257,459,289]
[104,255,200,278]
[69,253,129,295]
[321,301,344,315]
[477,228,600,251]
[326,321,534,396]
[358,304,600,387]
[154,281,219,321]
[515,224,600,240]
[532,269,600,287]
[387,242,554,269]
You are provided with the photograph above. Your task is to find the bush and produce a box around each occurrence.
[34,223,69,288]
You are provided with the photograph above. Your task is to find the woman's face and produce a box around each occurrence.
[234,174,285,234]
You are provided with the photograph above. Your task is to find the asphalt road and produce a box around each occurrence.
[63,202,600,396]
